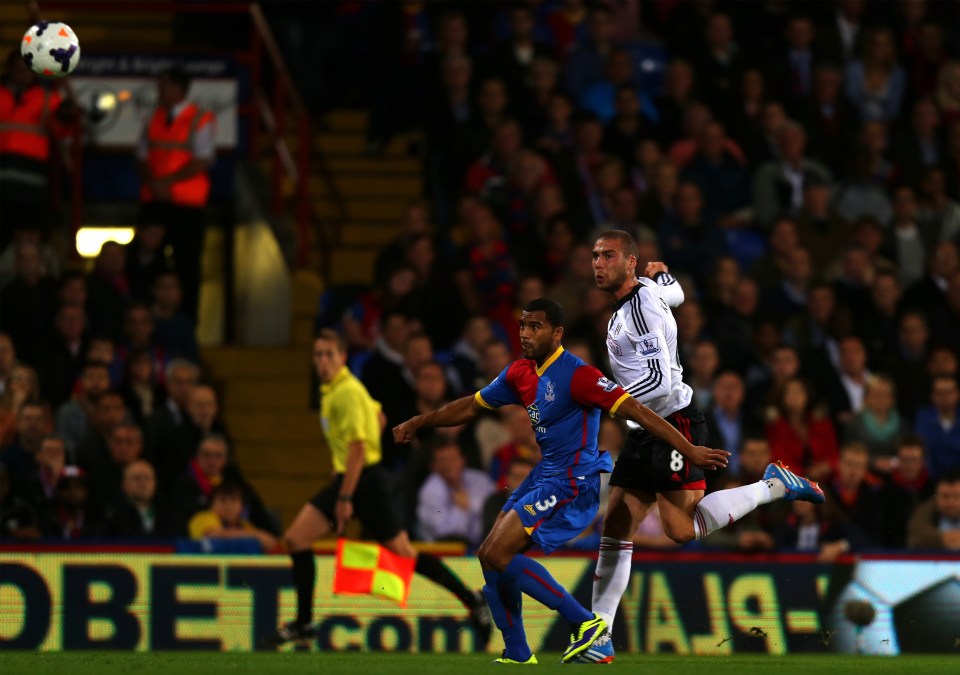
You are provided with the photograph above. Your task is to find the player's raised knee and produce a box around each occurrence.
[663,520,696,544]
[478,540,508,571]
[476,539,492,567]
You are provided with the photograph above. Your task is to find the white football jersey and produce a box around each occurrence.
[605,273,692,420]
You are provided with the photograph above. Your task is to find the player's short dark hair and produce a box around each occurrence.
[595,229,639,258]
[161,65,191,93]
[316,328,347,354]
[211,480,245,502]
[523,298,566,329]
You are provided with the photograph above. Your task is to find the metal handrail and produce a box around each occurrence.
[245,4,346,273]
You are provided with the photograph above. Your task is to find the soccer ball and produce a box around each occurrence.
[21,21,80,80]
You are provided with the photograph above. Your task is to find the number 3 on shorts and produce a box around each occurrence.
[669,450,684,472]
[535,495,558,512]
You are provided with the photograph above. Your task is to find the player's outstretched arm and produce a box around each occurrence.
[392,394,484,444]
[614,397,729,470]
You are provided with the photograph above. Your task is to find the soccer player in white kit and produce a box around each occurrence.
[574,230,824,664]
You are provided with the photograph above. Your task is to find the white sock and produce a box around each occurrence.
[692,479,785,540]
[592,537,633,630]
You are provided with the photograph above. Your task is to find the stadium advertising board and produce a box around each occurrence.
[69,53,239,148]
[1,554,956,653]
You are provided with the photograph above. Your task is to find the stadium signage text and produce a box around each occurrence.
[1,553,955,653]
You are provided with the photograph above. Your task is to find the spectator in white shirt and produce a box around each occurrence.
[417,440,495,547]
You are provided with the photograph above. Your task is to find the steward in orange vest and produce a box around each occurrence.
[0,50,78,245]
[136,66,215,322]
[138,68,215,208]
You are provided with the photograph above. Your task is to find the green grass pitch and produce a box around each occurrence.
[1,653,958,674]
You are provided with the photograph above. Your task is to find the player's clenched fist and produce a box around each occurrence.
[393,420,419,444]
[643,261,669,278]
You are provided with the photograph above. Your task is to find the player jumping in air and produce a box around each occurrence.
[576,230,824,664]
[393,299,728,664]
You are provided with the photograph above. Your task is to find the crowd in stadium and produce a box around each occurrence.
[2,0,960,556]
[316,0,960,557]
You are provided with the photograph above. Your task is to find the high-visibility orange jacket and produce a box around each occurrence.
[141,103,214,207]
[0,84,61,161]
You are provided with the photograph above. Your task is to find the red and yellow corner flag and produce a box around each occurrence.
[333,539,416,607]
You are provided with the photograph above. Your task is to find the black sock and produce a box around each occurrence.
[291,550,315,625]
[415,553,477,609]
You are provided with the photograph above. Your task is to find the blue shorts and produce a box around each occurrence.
[502,469,601,555]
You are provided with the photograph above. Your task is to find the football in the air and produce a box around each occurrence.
[21,21,80,80]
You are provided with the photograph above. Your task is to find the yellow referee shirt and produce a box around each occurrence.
[320,365,383,473]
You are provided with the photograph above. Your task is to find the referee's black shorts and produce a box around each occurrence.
[310,463,403,541]
[608,403,708,494]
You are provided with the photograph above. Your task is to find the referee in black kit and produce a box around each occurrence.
[263,329,491,647]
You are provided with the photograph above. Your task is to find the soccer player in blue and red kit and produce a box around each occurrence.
[393,299,728,664]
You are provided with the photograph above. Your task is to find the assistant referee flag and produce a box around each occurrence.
[333,539,416,607]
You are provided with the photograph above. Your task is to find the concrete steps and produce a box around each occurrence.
[307,109,424,286]
[203,346,308,378]
[202,268,327,526]
[314,196,412,221]
[207,105,426,525]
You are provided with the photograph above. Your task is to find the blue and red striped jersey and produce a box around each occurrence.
[475,346,630,477]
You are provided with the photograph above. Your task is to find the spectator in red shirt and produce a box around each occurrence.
[765,377,839,482]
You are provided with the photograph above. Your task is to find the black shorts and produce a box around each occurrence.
[309,463,403,542]
[608,403,708,494]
